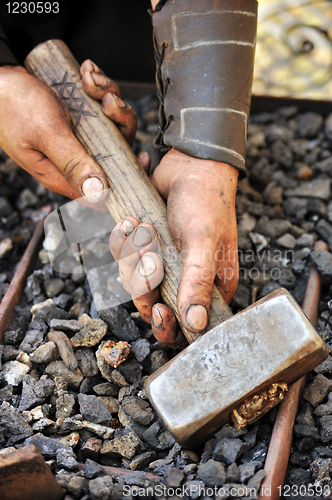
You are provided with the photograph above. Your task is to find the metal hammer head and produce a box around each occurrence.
[145,289,328,447]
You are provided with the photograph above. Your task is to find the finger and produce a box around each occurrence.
[215,259,239,305]
[130,252,164,322]
[80,59,105,76]
[118,224,159,293]
[137,151,151,174]
[37,118,109,205]
[177,245,216,334]
[109,217,140,263]
[151,304,188,349]
[101,93,137,145]
[82,70,121,101]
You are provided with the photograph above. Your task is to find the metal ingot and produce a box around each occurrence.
[145,289,328,447]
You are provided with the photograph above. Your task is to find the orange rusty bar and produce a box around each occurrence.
[259,240,328,500]
[0,218,45,342]
[0,445,63,500]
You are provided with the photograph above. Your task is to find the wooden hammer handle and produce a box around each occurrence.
[25,40,232,343]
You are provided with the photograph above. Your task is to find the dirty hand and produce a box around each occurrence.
[0,63,149,202]
[110,149,239,349]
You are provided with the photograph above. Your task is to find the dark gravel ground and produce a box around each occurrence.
[1,94,332,499]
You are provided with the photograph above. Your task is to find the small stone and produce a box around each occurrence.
[293,424,319,440]
[81,438,102,462]
[314,355,332,374]
[24,432,69,457]
[249,232,270,252]
[16,351,32,367]
[32,418,55,432]
[165,467,185,487]
[25,275,42,302]
[71,319,108,347]
[67,476,86,498]
[213,437,247,463]
[284,198,308,220]
[0,360,30,386]
[44,278,64,298]
[48,330,78,371]
[45,361,83,389]
[99,306,140,342]
[30,341,59,364]
[285,179,331,200]
[50,319,84,332]
[111,369,128,387]
[116,359,143,385]
[303,374,332,407]
[96,341,114,382]
[93,382,119,397]
[150,350,168,373]
[98,396,119,414]
[38,249,50,264]
[53,293,71,309]
[59,431,80,448]
[56,447,78,470]
[226,463,240,483]
[129,451,157,471]
[122,396,154,426]
[231,284,250,310]
[296,436,316,452]
[298,112,323,138]
[3,329,24,345]
[319,415,332,443]
[278,268,296,289]
[0,196,12,217]
[0,401,32,444]
[81,420,114,440]
[311,250,332,277]
[30,405,51,420]
[276,233,297,249]
[197,459,226,487]
[89,476,113,500]
[296,402,315,426]
[56,393,76,419]
[17,188,38,210]
[0,238,13,259]
[31,299,68,323]
[78,393,112,424]
[100,431,142,459]
[19,329,44,354]
[238,462,261,483]
[75,348,99,377]
[19,374,55,411]
[247,469,266,492]
[84,458,105,479]
[100,340,131,368]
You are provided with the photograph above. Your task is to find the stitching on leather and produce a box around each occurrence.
[152,37,173,155]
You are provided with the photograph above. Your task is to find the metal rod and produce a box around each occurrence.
[0,219,45,342]
[259,240,328,500]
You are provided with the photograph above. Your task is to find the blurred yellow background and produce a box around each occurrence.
[253,0,332,99]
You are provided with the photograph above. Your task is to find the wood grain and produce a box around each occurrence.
[25,40,232,343]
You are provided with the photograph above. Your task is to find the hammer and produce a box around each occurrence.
[25,41,328,446]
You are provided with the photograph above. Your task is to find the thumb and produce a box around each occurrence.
[177,239,216,333]
[40,121,108,204]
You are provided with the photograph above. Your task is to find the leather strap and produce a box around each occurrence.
[151,0,258,177]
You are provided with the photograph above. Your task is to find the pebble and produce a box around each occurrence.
[50,319,83,332]
[16,187,38,210]
[276,233,297,249]
[213,437,247,463]
[0,238,13,259]
[56,393,76,419]
[88,476,113,500]
[285,179,331,200]
[44,278,65,298]
[100,430,142,460]
[84,458,105,479]
[75,348,99,377]
[93,382,119,397]
[19,374,55,411]
[0,196,12,217]
[31,299,68,323]
[80,438,102,461]
[19,329,44,354]
[298,112,323,138]
[122,396,154,426]
[117,359,143,384]
[81,420,114,440]
[53,294,72,309]
[48,330,78,371]
[95,341,114,382]
[314,355,332,374]
[296,402,315,426]
[296,233,315,248]
[303,374,332,407]
[197,459,226,487]
[71,319,108,347]
[100,340,131,368]
[130,451,157,471]
[45,361,83,389]
[78,393,112,424]
[30,341,59,364]
[231,284,250,310]
[0,360,30,386]
[150,350,169,373]
[98,396,119,414]
[24,432,69,457]
[56,447,79,470]
[226,463,240,483]
[0,401,33,445]
[319,415,332,443]
[3,329,24,345]
[249,232,270,252]
[99,306,140,342]
[111,369,128,387]
[311,250,332,277]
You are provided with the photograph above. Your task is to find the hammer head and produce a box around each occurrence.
[145,289,328,447]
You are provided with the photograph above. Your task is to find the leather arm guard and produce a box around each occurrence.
[151,0,258,177]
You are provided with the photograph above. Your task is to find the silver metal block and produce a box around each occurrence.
[145,289,328,447]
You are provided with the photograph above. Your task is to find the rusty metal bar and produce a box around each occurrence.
[259,240,328,500]
[0,218,45,342]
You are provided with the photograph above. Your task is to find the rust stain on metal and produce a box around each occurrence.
[259,240,328,500]
[232,382,288,430]
[0,219,44,342]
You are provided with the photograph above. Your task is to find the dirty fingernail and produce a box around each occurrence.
[82,177,104,204]
[186,304,208,332]
[133,226,152,247]
[112,94,127,109]
[139,255,156,277]
[120,219,135,236]
[91,72,109,87]
[152,306,163,327]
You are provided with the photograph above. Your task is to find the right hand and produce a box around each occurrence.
[0,63,148,203]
